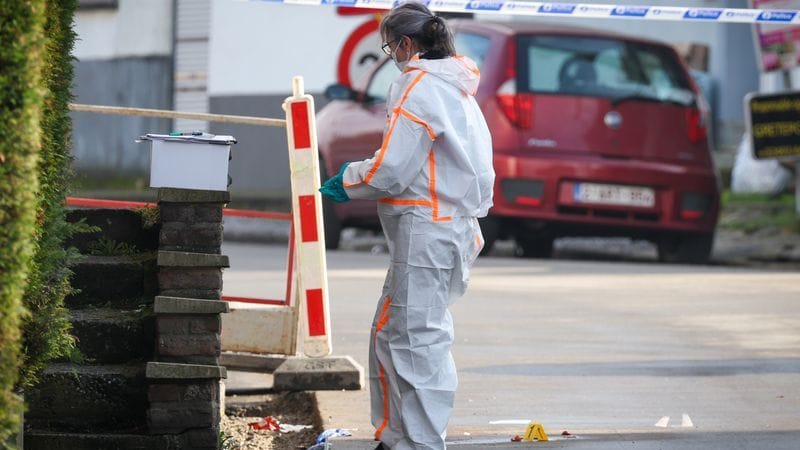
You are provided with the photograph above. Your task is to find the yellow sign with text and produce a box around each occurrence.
[747,91,800,159]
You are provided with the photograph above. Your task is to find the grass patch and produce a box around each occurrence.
[87,238,139,256]
[135,206,159,229]
[72,173,149,192]
[720,191,799,234]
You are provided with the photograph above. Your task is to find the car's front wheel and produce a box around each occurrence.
[478,216,500,256]
[515,235,554,258]
[657,233,714,264]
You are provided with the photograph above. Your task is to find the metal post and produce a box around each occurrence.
[796,161,800,215]
[293,76,305,98]
[785,70,800,216]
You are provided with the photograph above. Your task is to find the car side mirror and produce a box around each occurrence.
[324,84,357,101]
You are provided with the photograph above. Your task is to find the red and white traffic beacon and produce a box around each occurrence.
[283,76,332,358]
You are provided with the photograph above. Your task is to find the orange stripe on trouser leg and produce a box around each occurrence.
[376,308,391,332]
[375,365,390,440]
[374,295,391,441]
[373,296,392,348]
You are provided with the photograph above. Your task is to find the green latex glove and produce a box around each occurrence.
[319,163,350,203]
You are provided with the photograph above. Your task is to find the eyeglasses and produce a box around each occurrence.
[381,39,399,56]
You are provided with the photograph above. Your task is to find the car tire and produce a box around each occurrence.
[657,233,713,265]
[515,235,554,259]
[478,216,499,256]
[319,159,343,250]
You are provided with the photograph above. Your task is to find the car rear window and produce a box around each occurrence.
[454,32,491,69]
[518,35,695,105]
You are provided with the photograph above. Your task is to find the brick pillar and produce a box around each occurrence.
[147,188,230,449]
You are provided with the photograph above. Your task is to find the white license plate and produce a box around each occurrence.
[573,183,655,208]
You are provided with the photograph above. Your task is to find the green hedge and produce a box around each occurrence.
[19,0,79,390]
[0,0,46,443]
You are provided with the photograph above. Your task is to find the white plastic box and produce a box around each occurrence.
[141,134,235,192]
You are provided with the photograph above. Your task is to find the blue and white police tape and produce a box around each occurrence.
[252,0,800,24]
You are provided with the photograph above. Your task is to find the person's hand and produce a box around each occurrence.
[319,163,350,203]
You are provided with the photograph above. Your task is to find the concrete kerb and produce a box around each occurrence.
[222,352,364,392]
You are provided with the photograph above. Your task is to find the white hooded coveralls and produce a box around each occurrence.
[343,54,494,450]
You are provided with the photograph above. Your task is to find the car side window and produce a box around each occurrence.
[365,60,400,103]
[454,32,491,69]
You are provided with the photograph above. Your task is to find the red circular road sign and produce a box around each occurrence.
[337,18,383,87]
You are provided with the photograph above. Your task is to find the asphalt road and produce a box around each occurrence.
[222,240,800,449]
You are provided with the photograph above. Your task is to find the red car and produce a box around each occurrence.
[317,20,720,264]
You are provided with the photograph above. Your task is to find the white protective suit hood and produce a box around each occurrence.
[404,54,481,96]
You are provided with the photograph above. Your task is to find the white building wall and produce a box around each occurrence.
[74,0,173,60]
[174,0,211,132]
[208,1,364,96]
[71,0,175,174]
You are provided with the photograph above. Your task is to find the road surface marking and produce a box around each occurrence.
[489,420,532,425]
[682,414,694,427]
[655,416,670,427]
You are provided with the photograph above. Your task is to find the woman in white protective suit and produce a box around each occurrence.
[319,3,494,449]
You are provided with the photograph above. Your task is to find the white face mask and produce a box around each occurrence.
[391,40,408,72]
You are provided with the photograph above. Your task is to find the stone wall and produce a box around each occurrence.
[147,188,231,449]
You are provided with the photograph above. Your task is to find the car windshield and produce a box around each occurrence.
[365,60,400,103]
[518,35,695,106]
[365,32,491,103]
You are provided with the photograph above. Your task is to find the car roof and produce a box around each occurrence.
[450,19,672,48]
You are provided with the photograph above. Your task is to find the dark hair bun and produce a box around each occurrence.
[423,15,445,41]
[380,4,455,57]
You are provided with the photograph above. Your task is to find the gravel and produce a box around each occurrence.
[221,392,322,450]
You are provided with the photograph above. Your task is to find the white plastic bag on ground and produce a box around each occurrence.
[731,132,792,194]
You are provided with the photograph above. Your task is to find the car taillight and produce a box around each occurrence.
[502,179,544,206]
[497,81,534,129]
[686,108,707,144]
[680,192,710,220]
[496,38,534,130]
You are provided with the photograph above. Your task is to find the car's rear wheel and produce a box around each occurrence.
[478,216,499,256]
[319,159,343,250]
[657,233,713,264]
[515,235,554,258]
